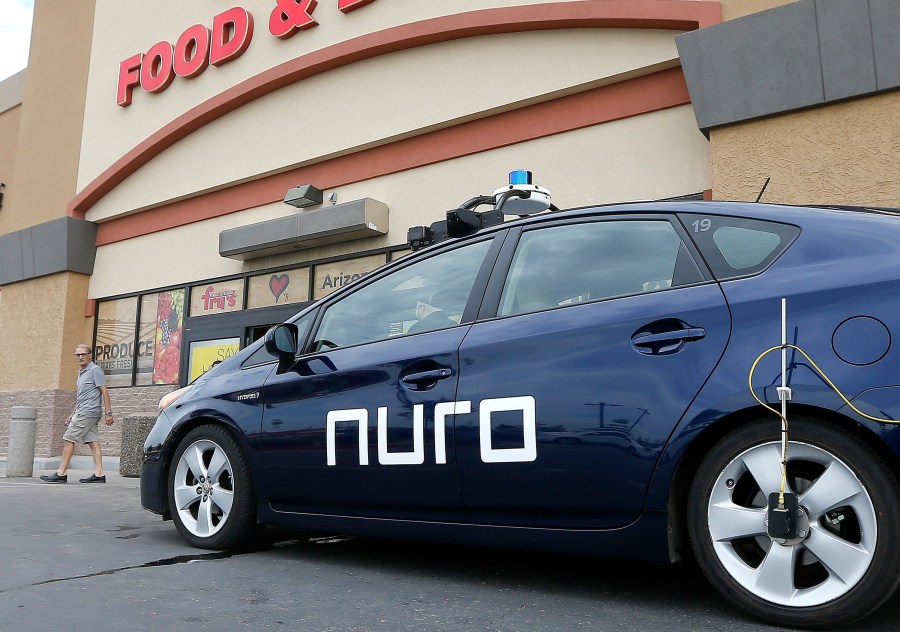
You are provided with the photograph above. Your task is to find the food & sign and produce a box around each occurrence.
[117,0,379,107]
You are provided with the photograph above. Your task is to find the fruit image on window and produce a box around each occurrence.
[153,289,185,384]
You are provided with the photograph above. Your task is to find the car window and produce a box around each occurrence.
[680,214,799,280]
[310,239,493,350]
[498,220,702,317]
[712,226,780,269]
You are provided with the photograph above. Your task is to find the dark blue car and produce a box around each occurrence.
[141,188,900,628]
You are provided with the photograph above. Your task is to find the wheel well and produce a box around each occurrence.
[158,417,240,519]
[667,404,900,560]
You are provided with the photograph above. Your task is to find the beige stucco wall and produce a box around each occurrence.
[0,272,93,392]
[710,91,900,206]
[0,104,21,234]
[83,0,674,192]
[88,104,710,298]
[0,70,25,234]
[5,0,94,232]
[718,0,796,21]
[83,25,682,221]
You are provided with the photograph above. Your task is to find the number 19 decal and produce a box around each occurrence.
[692,218,712,233]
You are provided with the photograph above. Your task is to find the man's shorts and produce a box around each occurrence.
[63,413,100,444]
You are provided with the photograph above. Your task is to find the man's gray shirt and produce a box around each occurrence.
[75,362,106,417]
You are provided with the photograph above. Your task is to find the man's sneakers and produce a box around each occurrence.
[79,474,106,483]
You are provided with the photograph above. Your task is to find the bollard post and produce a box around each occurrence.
[120,415,157,477]
[7,406,38,477]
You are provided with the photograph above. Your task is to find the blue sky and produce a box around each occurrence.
[0,0,34,82]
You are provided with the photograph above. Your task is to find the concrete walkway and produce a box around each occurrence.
[0,455,123,480]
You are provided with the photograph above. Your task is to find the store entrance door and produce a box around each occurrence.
[180,303,309,385]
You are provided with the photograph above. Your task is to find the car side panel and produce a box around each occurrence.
[454,283,730,529]
[648,212,900,509]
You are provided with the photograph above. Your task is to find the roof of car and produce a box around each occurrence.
[480,199,900,232]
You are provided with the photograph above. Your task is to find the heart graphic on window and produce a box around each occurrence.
[269,274,289,302]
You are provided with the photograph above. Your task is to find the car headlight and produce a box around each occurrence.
[158,384,194,412]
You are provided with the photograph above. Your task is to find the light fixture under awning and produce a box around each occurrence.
[219,198,389,260]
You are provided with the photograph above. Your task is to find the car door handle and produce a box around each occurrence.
[632,328,706,355]
[401,368,453,385]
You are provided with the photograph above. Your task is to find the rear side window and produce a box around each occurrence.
[498,220,704,317]
[680,214,799,280]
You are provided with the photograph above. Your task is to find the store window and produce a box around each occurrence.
[188,337,241,382]
[93,248,401,387]
[94,297,138,387]
[248,267,309,308]
[313,254,385,300]
[190,279,245,316]
[95,289,185,387]
[135,293,160,386]
[150,289,186,384]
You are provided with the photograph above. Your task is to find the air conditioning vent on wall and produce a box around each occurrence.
[219,198,389,260]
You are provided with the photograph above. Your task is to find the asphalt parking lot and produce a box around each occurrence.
[1,467,898,632]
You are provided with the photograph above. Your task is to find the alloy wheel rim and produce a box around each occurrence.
[707,440,877,607]
[173,439,236,538]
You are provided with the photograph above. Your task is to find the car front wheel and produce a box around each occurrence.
[688,416,900,628]
[168,424,258,549]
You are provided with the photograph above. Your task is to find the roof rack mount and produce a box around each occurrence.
[407,170,553,251]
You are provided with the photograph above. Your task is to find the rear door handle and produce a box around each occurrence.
[632,328,706,355]
[401,368,453,385]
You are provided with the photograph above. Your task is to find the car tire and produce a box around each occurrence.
[687,416,900,629]
[168,424,259,550]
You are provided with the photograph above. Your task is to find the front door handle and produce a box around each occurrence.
[632,327,706,355]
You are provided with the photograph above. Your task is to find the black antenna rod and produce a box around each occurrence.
[755,177,770,203]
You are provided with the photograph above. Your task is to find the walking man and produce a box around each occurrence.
[40,344,114,483]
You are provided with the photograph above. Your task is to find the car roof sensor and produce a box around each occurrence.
[407,170,555,251]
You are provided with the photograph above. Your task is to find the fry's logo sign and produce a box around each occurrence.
[200,286,238,311]
[117,1,378,107]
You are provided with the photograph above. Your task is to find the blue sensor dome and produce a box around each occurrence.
[508,170,533,186]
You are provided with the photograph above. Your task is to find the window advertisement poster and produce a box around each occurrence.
[189,279,245,316]
[94,297,138,387]
[189,337,240,382]
[247,267,309,309]
[313,254,386,300]
[153,289,185,384]
[134,293,159,386]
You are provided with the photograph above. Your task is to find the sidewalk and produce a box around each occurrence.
[0,455,133,486]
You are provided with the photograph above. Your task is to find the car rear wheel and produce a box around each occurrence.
[168,424,258,549]
[687,416,900,628]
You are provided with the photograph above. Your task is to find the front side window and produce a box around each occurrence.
[498,220,701,317]
[311,239,493,350]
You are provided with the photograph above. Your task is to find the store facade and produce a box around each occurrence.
[2,0,898,463]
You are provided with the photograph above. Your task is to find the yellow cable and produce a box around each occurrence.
[748,343,900,504]
[748,344,900,425]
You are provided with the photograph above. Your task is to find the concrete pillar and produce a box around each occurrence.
[120,415,157,477]
[7,406,38,477]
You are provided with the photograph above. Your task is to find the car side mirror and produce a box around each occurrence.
[265,323,299,373]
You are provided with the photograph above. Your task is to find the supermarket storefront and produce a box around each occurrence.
[9,0,899,462]
[43,0,714,459]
